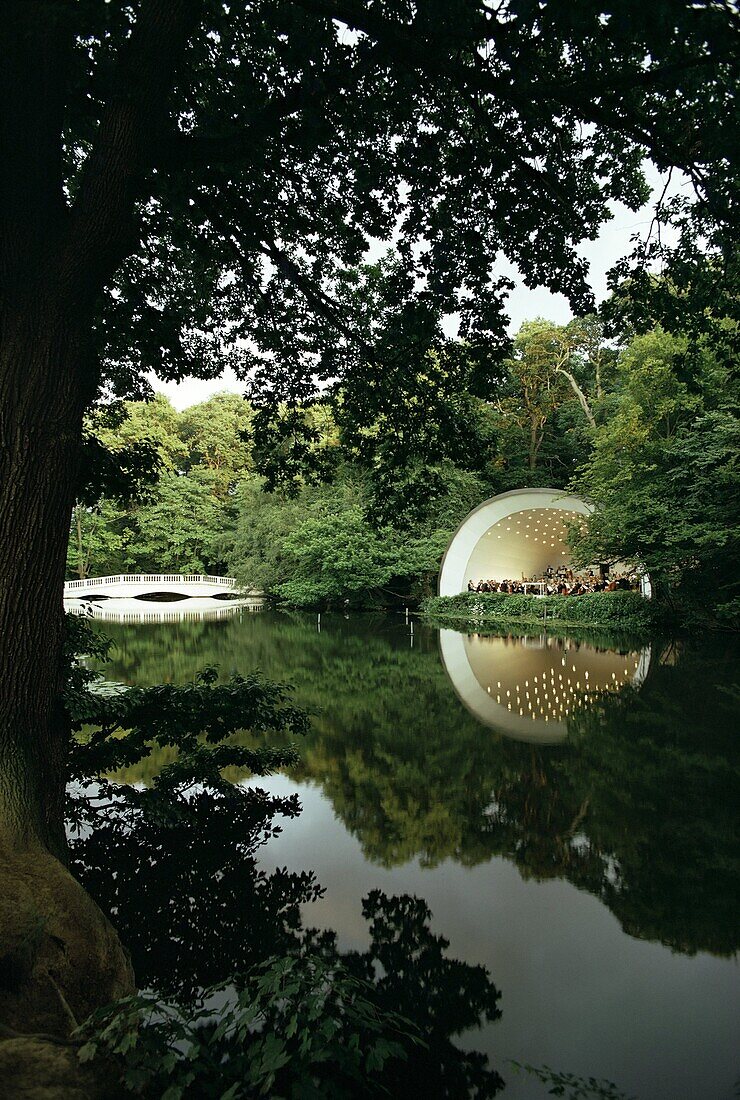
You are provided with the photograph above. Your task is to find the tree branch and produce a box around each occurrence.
[555,368,596,429]
[190,186,375,361]
[294,0,726,214]
[259,241,375,358]
[54,0,202,308]
[155,85,308,173]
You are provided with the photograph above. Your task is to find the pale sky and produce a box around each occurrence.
[153,165,681,410]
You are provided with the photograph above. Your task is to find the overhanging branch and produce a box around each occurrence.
[56,0,203,306]
[156,85,308,173]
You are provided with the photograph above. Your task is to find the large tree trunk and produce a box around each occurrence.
[529,416,542,471]
[0,310,137,1096]
[0,5,197,1087]
[0,5,80,856]
[0,0,199,855]
[0,306,94,857]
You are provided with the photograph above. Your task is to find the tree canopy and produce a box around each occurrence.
[571,327,740,622]
[6,0,736,412]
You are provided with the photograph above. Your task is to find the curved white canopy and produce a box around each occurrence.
[439,488,593,597]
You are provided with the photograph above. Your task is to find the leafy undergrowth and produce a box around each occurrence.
[76,954,422,1100]
[422,591,657,632]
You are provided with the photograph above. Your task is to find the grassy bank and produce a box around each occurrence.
[421,591,657,633]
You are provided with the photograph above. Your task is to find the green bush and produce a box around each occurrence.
[77,955,422,1099]
[422,591,655,631]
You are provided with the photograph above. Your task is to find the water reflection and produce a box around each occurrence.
[440,630,651,743]
[71,610,739,1098]
[70,780,505,1096]
[89,611,739,957]
[64,596,264,623]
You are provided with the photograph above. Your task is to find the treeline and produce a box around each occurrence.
[67,392,488,604]
[69,393,252,581]
[68,317,739,623]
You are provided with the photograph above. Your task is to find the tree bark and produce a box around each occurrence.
[0,0,200,854]
[0,308,135,1086]
[0,18,139,1080]
[529,415,543,470]
[0,305,95,855]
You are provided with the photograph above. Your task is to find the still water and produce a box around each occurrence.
[82,601,739,1099]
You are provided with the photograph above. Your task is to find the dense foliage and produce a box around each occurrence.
[66,388,492,604]
[227,464,488,605]
[77,955,423,1099]
[67,393,252,577]
[71,312,738,623]
[570,329,740,625]
[41,0,733,438]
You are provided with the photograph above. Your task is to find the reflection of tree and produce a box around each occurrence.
[97,614,740,956]
[559,647,740,956]
[72,786,321,1003]
[99,613,511,864]
[337,892,503,1097]
[313,637,739,957]
[480,746,603,884]
[71,785,504,1096]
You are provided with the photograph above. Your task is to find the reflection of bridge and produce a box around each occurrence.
[65,596,264,623]
[63,574,255,600]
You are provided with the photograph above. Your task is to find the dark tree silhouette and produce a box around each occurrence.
[0,0,736,854]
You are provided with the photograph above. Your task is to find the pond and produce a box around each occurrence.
[82,602,739,1099]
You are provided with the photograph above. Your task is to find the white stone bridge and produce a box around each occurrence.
[63,573,250,600]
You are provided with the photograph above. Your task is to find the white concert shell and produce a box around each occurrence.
[438,488,593,596]
[438,487,652,599]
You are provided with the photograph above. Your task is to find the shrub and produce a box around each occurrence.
[421,591,655,631]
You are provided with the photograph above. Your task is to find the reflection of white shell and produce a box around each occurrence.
[438,487,651,598]
[439,629,651,745]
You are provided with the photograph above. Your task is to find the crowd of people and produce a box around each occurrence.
[467,568,640,596]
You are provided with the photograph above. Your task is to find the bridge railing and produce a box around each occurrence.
[64,573,237,591]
